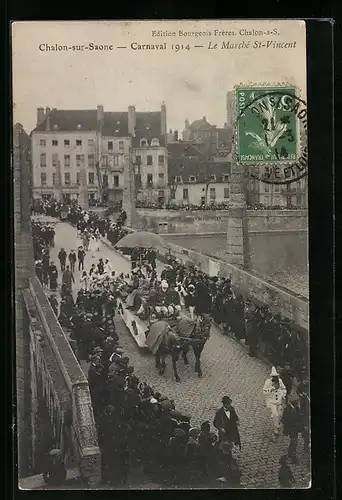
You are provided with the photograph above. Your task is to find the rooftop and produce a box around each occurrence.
[168,157,231,183]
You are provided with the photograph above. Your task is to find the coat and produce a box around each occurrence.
[195,282,212,315]
[281,403,303,436]
[213,406,241,447]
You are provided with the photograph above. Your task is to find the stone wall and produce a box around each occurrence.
[14,126,35,477]
[163,232,309,298]
[149,238,308,335]
[28,274,101,485]
[136,208,308,234]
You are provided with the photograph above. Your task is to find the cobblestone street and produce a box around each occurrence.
[40,219,310,488]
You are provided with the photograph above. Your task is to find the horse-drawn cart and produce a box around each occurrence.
[117,297,149,348]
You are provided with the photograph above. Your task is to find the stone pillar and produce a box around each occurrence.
[14,125,35,477]
[128,105,136,136]
[226,163,250,269]
[78,163,89,210]
[122,152,137,228]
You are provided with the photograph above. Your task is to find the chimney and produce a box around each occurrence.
[161,102,167,136]
[37,107,45,126]
[185,119,189,129]
[97,105,104,130]
[128,105,136,136]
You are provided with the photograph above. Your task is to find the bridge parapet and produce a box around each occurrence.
[26,274,101,485]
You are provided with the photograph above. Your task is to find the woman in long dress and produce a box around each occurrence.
[88,233,98,254]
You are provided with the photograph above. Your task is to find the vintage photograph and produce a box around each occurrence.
[12,20,310,489]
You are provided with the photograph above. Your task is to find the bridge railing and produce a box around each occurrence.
[28,274,101,484]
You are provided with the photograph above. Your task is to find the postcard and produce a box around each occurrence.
[12,20,309,490]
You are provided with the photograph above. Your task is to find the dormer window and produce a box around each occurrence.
[175,176,182,183]
[210,174,216,182]
[140,138,148,147]
[151,138,160,147]
[76,124,82,129]
[53,124,58,130]
[189,175,196,183]
[223,174,229,181]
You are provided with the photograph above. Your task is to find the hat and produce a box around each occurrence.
[150,397,158,404]
[160,399,172,411]
[270,366,279,377]
[161,280,169,289]
[222,396,232,405]
[189,427,200,439]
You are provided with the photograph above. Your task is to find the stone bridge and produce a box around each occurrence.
[14,125,101,488]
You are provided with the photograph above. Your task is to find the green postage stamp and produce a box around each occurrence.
[236,86,299,165]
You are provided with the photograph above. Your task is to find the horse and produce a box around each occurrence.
[148,316,211,382]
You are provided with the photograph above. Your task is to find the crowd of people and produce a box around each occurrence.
[135,200,307,211]
[32,198,310,488]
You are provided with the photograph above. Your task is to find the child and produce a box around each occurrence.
[80,270,88,291]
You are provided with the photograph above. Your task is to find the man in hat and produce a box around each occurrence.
[155,280,169,316]
[213,396,241,449]
[263,366,287,438]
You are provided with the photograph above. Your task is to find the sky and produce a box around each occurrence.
[12,20,306,134]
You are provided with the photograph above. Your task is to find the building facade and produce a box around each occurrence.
[31,105,167,204]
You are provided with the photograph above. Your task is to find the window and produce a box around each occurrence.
[113,155,119,166]
[224,188,229,199]
[170,190,176,200]
[52,173,58,186]
[76,139,82,146]
[210,174,216,182]
[189,175,196,182]
[140,138,148,147]
[265,184,269,192]
[52,153,58,167]
[264,195,270,205]
[286,196,292,207]
[40,172,47,186]
[151,138,160,147]
[274,195,280,204]
[147,155,153,166]
[113,175,119,187]
[88,154,95,166]
[135,155,141,165]
[76,155,84,167]
[223,174,229,181]
[64,139,70,147]
[88,172,95,185]
[274,185,280,193]
[119,141,124,150]
[108,141,113,150]
[158,155,164,165]
[183,188,189,200]
[88,139,94,146]
[52,140,58,146]
[40,139,46,147]
[76,172,80,185]
[158,173,164,179]
[209,187,216,200]
[158,190,164,197]
[102,155,108,167]
[40,153,46,167]
[64,172,71,185]
[64,154,70,167]
[175,176,182,183]
[147,174,153,186]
